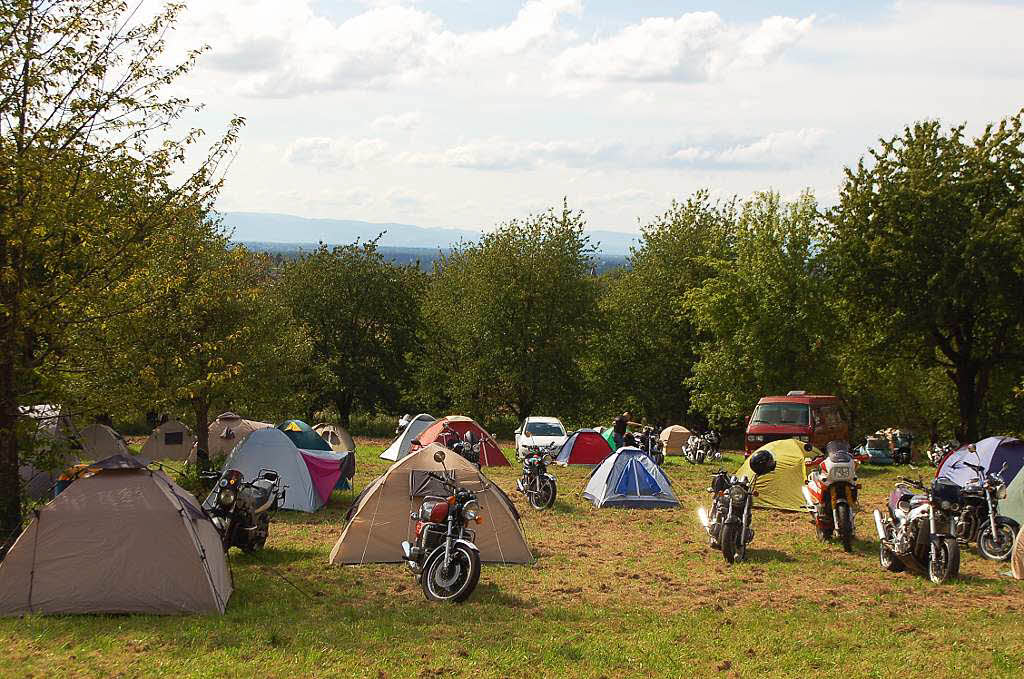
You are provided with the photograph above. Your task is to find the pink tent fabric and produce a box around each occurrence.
[300,451,343,502]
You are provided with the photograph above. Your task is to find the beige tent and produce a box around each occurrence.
[1012,525,1024,580]
[660,425,692,456]
[142,419,197,461]
[330,443,532,565]
[79,423,131,459]
[0,457,232,616]
[313,423,356,453]
[205,412,273,457]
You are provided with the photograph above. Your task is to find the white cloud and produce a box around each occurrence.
[715,128,828,165]
[371,111,424,131]
[554,11,813,84]
[286,137,389,169]
[398,130,828,171]
[182,0,580,97]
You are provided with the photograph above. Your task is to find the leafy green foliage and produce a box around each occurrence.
[684,191,834,425]
[277,241,425,427]
[418,203,599,422]
[0,0,240,534]
[825,113,1024,440]
[589,190,734,426]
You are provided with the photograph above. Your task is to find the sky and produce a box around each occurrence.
[166,0,1024,234]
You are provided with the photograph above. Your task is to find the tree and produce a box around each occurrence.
[826,113,1024,441]
[0,1,239,540]
[277,241,424,427]
[418,203,599,422]
[685,191,835,425]
[69,227,311,463]
[589,190,734,426]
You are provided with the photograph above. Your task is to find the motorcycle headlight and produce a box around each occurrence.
[997,483,1008,500]
[217,488,237,507]
[729,486,746,502]
[940,500,951,510]
[462,500,480,522]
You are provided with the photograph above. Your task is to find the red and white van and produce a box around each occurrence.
[744,391,848,456]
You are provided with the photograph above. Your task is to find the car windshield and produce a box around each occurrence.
[751,403,809,426]
[525,422,564,436]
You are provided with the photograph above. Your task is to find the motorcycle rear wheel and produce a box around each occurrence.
[836,504,853,553]
[721,524,745,564]
[928,537,960,584]
[530,476,557,510]
[978,519,1017,561]
[878,524,905,572]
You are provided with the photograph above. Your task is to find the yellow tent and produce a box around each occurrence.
[736,439,820,511]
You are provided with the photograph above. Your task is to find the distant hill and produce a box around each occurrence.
[242,241,630,274]
[222,211,640,255]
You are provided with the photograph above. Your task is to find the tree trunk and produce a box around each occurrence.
[192,397,210,468]
[0,355,21,556]
[953,362,980,443]
[335,392,354,429]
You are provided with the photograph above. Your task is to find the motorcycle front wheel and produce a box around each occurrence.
[928,537,960,584]
[978,519,1017,561]
[720,523,745,564]
[836,504,853,553]
[422,545,481,603]
[530,476,557,510]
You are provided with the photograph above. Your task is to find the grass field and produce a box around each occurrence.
[3,442,1024,678]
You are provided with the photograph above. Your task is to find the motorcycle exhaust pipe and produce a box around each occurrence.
[697,506,710,528]
[872,509,886,541]
[800,485,814,511]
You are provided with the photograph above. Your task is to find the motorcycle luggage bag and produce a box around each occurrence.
[711,473,729,493]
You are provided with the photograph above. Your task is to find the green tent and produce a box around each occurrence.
[278,419,332,452]
[736,439,818,512]
[602,427,616,451]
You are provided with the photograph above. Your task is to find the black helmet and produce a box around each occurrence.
[749,450,776,475]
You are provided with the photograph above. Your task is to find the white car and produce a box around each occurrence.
[514,416,568,459]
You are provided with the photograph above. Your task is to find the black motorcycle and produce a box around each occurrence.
[874,476,961,583]
[402,448,483,603]
[952,458,1018,561]
[635,425,665,466]
[203,468,283,553]
[698,450,776,564]
[443,426,483,467]
[516,446,557,510]
[683,429,722,465]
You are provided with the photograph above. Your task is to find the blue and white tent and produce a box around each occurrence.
[582,447,680,509]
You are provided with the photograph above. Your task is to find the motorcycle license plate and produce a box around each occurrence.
[832,467,850,479]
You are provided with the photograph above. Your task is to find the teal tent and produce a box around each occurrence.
[278,419,333,451]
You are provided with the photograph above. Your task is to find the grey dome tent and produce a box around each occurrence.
[380,413,436,461]
[0,455,231,616]
[582,447,680,509]
[79,423,131,458]
[210,428,346,513]
[141,419,197,462]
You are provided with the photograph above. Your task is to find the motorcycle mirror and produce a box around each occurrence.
[433,450,446,463]
[524,431,532,437]
[968,443,977,453]
[411,439,421,446]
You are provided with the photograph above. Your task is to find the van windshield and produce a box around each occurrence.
[751,403,810,426]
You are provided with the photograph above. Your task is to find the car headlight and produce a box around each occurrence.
[729,486,747,502]
[217,488,237,507]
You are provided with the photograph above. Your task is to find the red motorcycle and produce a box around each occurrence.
[802,440,861,552]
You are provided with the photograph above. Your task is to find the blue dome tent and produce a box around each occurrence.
[582,448,680,509]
